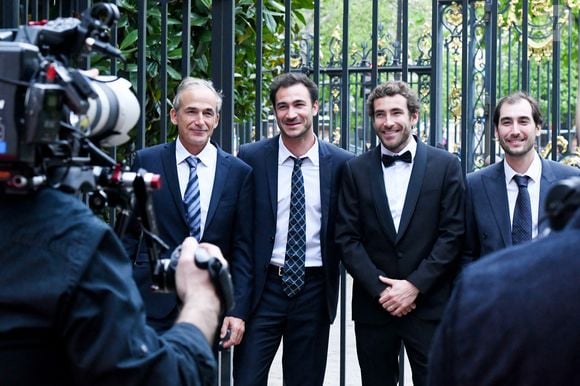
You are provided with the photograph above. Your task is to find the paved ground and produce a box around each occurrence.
[268,274,414,385]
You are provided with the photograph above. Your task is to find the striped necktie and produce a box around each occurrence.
[511,175,532,245]
[183,156,201,240]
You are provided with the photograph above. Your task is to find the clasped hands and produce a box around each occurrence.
[378,276,418,317]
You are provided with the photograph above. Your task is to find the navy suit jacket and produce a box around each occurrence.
[464,157,580,263]
[123,140,254,328]
[237,136,353,322]
[429,207,580,386]
[336,140,465,322]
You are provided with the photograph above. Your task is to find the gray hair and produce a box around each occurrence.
[172,77,223,113]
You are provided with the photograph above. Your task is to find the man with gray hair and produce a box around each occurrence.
[123,77,254,350]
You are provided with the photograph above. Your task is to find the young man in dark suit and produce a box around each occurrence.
[123,78,253,349]
[235,72,353,385]
[464,91,580,263]
[335,80,465,386]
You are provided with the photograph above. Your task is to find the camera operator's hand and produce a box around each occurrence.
[220,316,245,349]
[175,237,225,343]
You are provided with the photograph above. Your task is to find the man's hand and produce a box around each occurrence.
[378,276,419,317]
[219,316,245,349]
[175,238,226,343]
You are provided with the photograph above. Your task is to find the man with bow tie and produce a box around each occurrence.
[335,80,465,386]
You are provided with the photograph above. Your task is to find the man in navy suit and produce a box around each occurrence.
[123,78,253,349]
[234,72,353,385]
[429,178,580,386]
[464,91,580,263]
[335,80,465,386]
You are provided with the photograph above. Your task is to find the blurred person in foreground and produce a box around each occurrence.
[0,182,225,386]
[429,176,580,386]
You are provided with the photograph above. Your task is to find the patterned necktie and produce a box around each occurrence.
[183,156,201,240]
[381,150,412,167]
[511,175,532,245]
[282,157,306,297]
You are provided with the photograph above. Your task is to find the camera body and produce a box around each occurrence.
[0,3,138,195]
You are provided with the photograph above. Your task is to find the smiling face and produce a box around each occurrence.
[273,83,318,142]
[171,85,220,155]
[495,99,540,159]
[372,94,418,153]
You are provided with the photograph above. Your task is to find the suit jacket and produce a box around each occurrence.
[123,140,254,327]
[237,136,353,322]
[335,140,465,323]
[463,157,580,263]
[429,207,580,386]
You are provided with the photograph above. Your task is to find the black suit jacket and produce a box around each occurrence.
[123,140,254,327]
[336,140,465,323]
[463,157,580,263]
[237,136,353,322]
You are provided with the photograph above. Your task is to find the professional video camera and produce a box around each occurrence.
[0,3,234,309]
[0,2,139,195]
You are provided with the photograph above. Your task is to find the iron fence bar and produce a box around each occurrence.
[340,0,350,151]
[566,9,572,145]
[460,0,469,174]
[1,1,18,28]
[181,0,191,77]
[159,0,168,144]
[370,0,379,150]
[430,0,442,147]
[401,0,409,82]
[210,0,234,153]
[313,1,321,136]
[284,0,291,73]
[254,0,263,141]
[522,0,529,92]
[485,0,498,163]
[551,0,561,161]
[135,1,146,150]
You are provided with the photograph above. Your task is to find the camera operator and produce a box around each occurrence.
[0,186,223,385]
[428,177,580,385]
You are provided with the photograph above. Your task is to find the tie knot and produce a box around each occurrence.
[185,156,199,170]
[513,175,530,188]
[291,156,304,167]
[382,151,412,167]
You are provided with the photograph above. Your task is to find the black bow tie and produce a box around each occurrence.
[381,151,412,167]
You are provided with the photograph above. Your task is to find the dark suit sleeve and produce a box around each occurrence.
[336,161,387,298]
[406,155,465,294]
[462,175,480,266]
[228,167,254,320]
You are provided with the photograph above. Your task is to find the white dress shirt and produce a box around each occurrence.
[503,152,542,238]
[381,137,417,233]
[271,136,323,267]
[176,138,217,237]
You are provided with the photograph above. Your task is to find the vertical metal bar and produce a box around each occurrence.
[159,0,168,143]
[181,0,191,77]
[551,0,560,161]
[340,0,349,150]
[566,7,572,143]
[430,0,441,147]
[284,0,291,73]
[135,1,146,150]
[522,0,529,92]
[313,1,321,136]
[254,0,263,140]
[401,0,408,82]
[1,1,19,28]
[486,0,498,163]
[211,0,234,153]
[369,0,379,149]
[460,0,469,174]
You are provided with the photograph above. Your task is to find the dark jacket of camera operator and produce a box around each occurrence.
[0,188,219,386]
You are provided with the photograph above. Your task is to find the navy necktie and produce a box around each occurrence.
[382,150,412,167]
[511,175,532,245]
[183,156,201,240]
[282,157,306,297]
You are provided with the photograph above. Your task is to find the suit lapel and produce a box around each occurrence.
[370,147,397,241]
[205,145,231,229]
[396,140,426,241]
[162,141,187,224]
[538,158,556,233]
[318,141,333,249]
[481,161,512,247]
[265,137,279,218]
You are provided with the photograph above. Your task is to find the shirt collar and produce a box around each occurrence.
[504,151,542,184]
[176,138,217,167]
[278,135,320,166]
[380,135,417,159]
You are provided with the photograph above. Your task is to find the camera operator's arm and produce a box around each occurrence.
[175,238,223,342]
